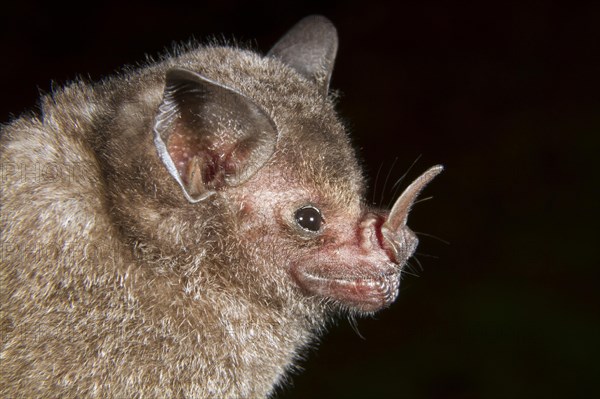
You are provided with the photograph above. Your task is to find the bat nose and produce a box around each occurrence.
[359,212,386,252]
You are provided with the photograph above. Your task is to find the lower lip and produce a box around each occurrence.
[293,269,401,313]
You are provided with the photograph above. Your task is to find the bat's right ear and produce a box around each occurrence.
[153,68,278,203]
[268,15,338,95]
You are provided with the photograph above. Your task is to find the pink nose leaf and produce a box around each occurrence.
[383,165,443,233]
[380,165,443,264]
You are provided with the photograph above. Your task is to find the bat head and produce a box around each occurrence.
[149,16,441,315]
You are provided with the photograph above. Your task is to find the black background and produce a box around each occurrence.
[2,1,599,398]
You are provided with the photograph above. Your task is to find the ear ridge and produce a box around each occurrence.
[153,68,278,203]
[268,15,338,95]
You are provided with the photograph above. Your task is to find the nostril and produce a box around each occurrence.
[359,212,386,251]
[374,221,386,252]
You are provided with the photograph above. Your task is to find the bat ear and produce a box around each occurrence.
[268,15,338,95]
[154,68,278,203]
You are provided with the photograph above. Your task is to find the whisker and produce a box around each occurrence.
[372,161,385,206]
[412,195,434,205]
[413,252,440,259]
[347,314,365,339]
[414,231,449,245]
[411,256,425,273]
[380,157,398,206]
[401,263,422,278]
[390,154,422,204]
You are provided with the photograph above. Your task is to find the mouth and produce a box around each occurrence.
[291,263,401,313]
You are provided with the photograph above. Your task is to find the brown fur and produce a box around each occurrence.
[1,16,439,398]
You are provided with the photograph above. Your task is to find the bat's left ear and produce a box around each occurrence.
[268,15,338,95]
[153,68,278,203]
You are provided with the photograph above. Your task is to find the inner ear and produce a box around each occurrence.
[153,68,278,203]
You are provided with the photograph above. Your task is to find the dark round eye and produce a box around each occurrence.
[294,206,323,232]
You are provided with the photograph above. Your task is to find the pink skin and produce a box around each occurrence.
[290,166,443,313]
[290,212,400,312]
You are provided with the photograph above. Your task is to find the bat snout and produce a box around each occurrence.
[290,220,403,313]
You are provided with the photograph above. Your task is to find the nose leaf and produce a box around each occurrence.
[381,165,443,264]
[383,165,443,232]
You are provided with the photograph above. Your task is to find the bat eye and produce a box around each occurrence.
[294,206,323,232]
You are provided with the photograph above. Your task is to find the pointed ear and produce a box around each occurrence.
[268,15,338,95]
[153,68,278,203]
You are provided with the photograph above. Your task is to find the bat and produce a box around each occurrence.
[0,15,442,398]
